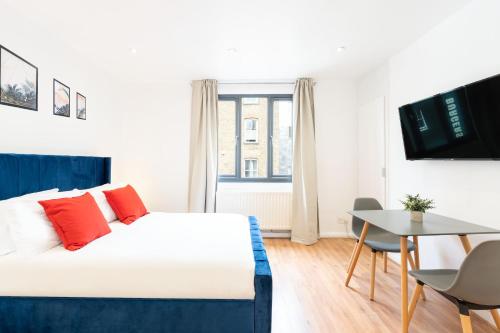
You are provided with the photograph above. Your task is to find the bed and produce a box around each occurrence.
[0,153,272,333]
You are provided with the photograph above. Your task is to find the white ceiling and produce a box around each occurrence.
[5,0,470,83]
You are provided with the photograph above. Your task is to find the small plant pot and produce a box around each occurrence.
[410,211,423,223]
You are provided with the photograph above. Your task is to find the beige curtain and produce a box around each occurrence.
[291,78,319,245]
[188,79,218,213]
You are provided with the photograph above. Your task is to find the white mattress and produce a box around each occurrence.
[0,212,255,299]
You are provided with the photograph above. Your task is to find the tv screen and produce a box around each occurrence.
[399,74,500,160]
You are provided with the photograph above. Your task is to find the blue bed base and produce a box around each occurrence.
[0,154,272,333]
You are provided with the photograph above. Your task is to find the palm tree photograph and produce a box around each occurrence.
[53,79,70,117]
[0,46,38,111]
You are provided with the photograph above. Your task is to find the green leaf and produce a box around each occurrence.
[400,194,435,212]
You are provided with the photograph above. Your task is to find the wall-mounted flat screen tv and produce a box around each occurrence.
[399,74,500,160]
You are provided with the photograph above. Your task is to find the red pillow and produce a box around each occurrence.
[103,185,148,224]
[39,192,111,251]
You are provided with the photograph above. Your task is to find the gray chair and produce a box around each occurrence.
[348,198,421,301]
[408,240,500,333]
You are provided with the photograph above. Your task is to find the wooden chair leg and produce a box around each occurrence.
[408,253,426,301]
[383,252,388,273]
[370,250,377,301]
[345,222,370,287]
[346,240,359,273]
[407,253,415,270]
[412,236,426,301]
[408,283,423,324]
[490,309,500,330]
[460,314,473,333]
[459,308,473,333]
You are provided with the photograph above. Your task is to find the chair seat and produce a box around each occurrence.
[409,269,458,291]
[356,229,416,253]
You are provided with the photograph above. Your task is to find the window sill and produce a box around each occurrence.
[217,182,292,193]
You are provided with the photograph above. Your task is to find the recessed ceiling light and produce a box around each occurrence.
[130,48,137,54]
[337,46,346,52]
[226,48,238,54]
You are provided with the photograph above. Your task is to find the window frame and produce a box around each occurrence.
[218,94,293,183]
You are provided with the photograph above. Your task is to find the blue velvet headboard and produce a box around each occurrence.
[0,153,111,200]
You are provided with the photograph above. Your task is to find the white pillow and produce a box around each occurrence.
[0,188,59,256]
[7,189,83,255]
[86,183,125,223]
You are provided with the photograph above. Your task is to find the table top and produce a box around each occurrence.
[347,210,500,236]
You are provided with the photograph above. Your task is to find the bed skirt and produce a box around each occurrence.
[0,216,272,333]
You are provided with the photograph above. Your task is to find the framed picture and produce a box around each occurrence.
[53,79,70,117]
[0,45,38,111]
[76,93,86,120]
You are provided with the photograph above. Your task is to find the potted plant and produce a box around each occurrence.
[400,194,435,222]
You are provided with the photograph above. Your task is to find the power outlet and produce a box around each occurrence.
[337,218,347,224]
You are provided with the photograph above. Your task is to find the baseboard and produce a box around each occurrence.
[262,231,354,238]
[320,231,353,238]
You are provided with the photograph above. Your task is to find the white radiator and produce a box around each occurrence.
[216,191,292,231]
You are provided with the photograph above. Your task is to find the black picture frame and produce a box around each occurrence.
[0,45,38,111]
[76,92,86,120]
[53,79,70,117]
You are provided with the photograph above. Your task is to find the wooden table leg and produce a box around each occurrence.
[401,236,409,333]
[383,252,388,273]
[459,235,472,253]
[370,250,377,301]
[459,235,500,330]
[345,222,370,287]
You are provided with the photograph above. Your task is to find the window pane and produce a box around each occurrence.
[273,100,293,176]
[218,100,236,176]
[244,118,258,143]
[241,97,268,178]
[244,159,258,178]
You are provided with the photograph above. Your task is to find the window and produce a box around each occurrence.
[244,118,258,143]
[218,100,237,176]
[217,95,293,182]
[244,159,258,178]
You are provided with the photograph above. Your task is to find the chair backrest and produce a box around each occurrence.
[446,240,500,306]
[352,198,383,238]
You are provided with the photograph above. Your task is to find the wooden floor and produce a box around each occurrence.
[265,238,497,333]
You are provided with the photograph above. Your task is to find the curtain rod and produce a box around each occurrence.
[189,80,316,86]
[217,81,296,85]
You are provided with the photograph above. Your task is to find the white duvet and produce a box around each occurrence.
[0,213,255,299]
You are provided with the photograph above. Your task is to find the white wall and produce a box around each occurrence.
[315,79,358,237]
[358,0,500,322]
[0,5,122,172]
[357,65,390,207]
[117,81,191,212]
[357,65,389,108]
